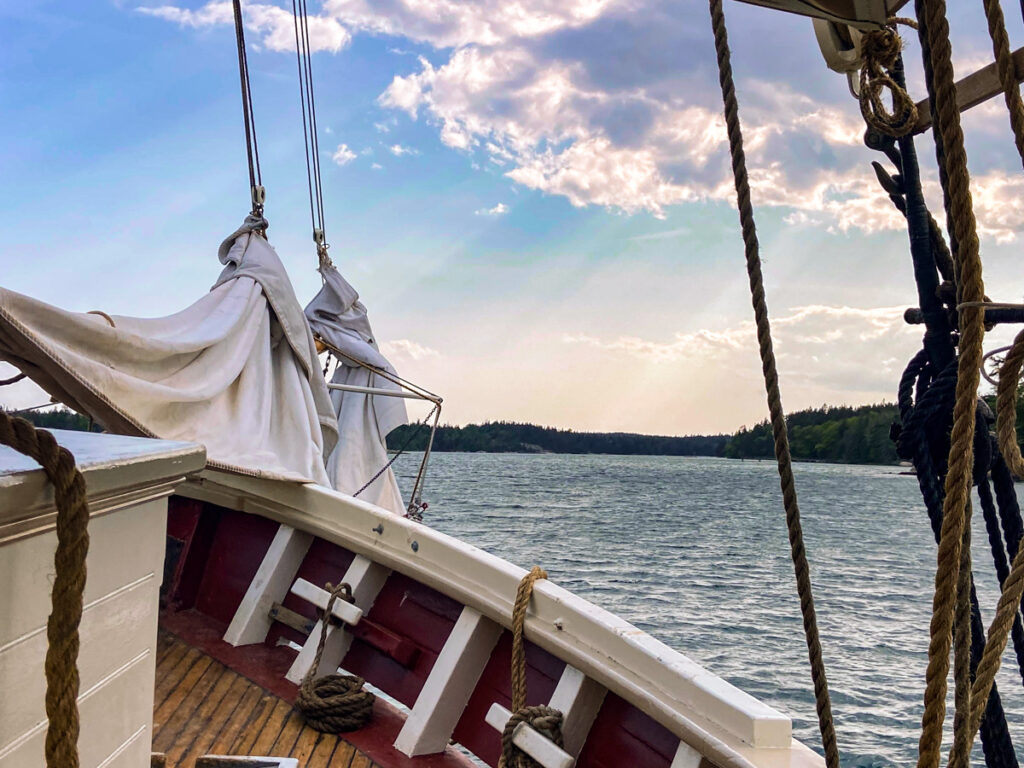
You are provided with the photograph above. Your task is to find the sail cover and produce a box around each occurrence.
[0,218,337,485]
[305,264,408,513]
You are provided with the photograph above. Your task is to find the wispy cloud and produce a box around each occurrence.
[331,143,356,166]
[388,143,419,157]
[475,203,508,216]
[138,1,350,52]
[380,339,441,360]
[627,227,691,242]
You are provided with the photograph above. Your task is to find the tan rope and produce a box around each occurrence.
[707,3,839,767]
[981,0,1024,168]
[86,310,116,328]
[295,582,375,732]
[499,567,564,768]
[948,506,973,768]
[954,329,1024,747]
[859,21,919,137]
[0,412,89,768]
[915,1,987,767]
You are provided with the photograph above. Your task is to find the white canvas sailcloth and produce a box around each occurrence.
[305,263,408,513]
[0,218,337,486]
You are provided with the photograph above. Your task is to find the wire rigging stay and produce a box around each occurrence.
[291,0,330,266]
[231,0,264,217]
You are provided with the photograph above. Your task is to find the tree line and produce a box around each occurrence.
[15,398,1024,466]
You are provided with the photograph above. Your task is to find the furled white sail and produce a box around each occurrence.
[305,264,408,513]
[0,218,337,485]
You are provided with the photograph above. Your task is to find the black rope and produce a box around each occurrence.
[0,373,26,386]
[231,0,263,215]
[897,354,1019,768]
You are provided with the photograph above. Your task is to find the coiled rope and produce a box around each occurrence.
[0,412,89,768]
[707,3,838,767]
[859,20,920,137]
[499,567,564,768]
[294,582,375,732]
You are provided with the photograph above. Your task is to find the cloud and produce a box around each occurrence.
[380,339,441,360]
[141,0,1024,239]
[564,305,921,394]
[388,143,419,156]
[371,162,383,170]
[331,143,357,165]
[475,202,508,215]
[323,0,615,48]
[137,1,350,53]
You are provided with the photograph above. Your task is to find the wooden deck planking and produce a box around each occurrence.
[155,630,382,767]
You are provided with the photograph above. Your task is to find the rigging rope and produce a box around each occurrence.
[290,0,331,268]
[0,413,89,768]
[981,0,1024,169]
[897,355,1018,768]
[707,3,839,767]
[913,1,988,766]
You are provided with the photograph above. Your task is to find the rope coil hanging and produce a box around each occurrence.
[499,567,564,768]
[858,20,920,137]
[0,413,90,768]
[295,582,375,732]
[707,3,839,767]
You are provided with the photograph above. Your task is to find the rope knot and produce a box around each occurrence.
[858,22,918,137]
[294,581,374,733]
[499,705,565,768]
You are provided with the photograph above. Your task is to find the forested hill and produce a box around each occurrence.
[387,404,903,463]
[386,422,729,456]
[10,402,908,464]
[722,403,900,464]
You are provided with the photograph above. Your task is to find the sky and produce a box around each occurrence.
[2,1,1024,435]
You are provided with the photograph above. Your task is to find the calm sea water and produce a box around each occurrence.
[395,453,1024,766]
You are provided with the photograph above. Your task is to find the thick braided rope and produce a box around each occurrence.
[0,412,89,768]
[499,567,564,768]
[996,329,1024,477]
[949,502,973,768]
[708,3,839,767]
[955,333,1024,745]
[916,2,988,767]
[897,357,1019,768]
[981,0,1024,168]
[295,582,375,732]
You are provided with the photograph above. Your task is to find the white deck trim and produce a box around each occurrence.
[394,606,502,756]
[224,524,313,646]
[285,554,389,683]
